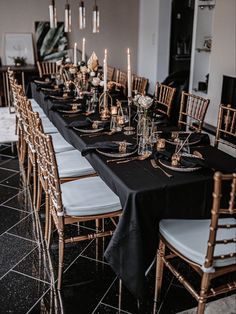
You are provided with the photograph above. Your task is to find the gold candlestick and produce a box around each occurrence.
[99,91,112,120]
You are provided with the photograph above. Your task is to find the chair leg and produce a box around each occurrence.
[46,211,52,249]
[57,231,65,290]
[32,161,37,207]
[197,273,210,314]
[36,178,42,212]
[153,239,165,313]
[44,191,49,240]
[27,156,32,185]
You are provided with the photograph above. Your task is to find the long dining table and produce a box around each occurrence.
[31,83,236,299]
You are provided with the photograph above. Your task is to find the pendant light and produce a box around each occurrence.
[65,0,72,33]
[49,0,57,28]
[92,0,99,33]
[79,0,86,29]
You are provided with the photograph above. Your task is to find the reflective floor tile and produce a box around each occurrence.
[3,189,32,212]
[13,246,51,284]
[0,157,20,171]
[0,271,50,313]
[0,205,29,235]
[0,167,16,182]
[0,171,21,188]
[0,233,37,278]
[93,302,132,314]
[7,213,38,242]
[102,278,140,314]
[61,256,116,314]
[0,184,19,205]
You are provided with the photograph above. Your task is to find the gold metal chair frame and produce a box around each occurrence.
[132,75,148,95]
[154,82,176,117]
[214,104,236,150]
[178,92,210,132]
[154,172,236,314]
[107,65,115,81]
[34,128,122,289]
[37,61,59,78]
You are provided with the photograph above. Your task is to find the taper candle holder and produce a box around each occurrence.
[124,97,135,135]
[99,91,112,120]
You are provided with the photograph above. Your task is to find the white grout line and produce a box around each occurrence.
[0,212,31,236]
[0,246,38,281]
[100,302,132,314]
[0,169,19,178]
[0,204,31,214]
[0,182,19,191]
[11,269,51,285]
[25,287,52,314]
[0,165,19,173]
[91,277,118,314]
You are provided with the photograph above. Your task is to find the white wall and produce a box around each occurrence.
[0,0,139,72]
[137,0,171,94]
[206,0,236,126]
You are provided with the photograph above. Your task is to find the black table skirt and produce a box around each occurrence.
[31,83,236,299]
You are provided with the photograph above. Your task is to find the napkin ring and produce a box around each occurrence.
[92,121,99,129]
[156,138,166,150]
[72,104,78,111]
[171,153,181,166]
[119,142,128,154]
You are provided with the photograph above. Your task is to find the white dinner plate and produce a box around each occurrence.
[158,158,201,172]
[73,127,104,133]
[165,132,200,146]
[58,109,81,114]
[97,142,137,158]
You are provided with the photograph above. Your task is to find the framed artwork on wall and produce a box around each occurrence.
[35,21,68,62]
[3,33,35,66]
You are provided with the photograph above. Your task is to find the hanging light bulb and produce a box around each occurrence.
[92,0,99,33]
[49,0,57,28]
[79,0,86,29]
[65,0,72,33]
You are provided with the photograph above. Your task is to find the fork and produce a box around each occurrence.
[150,159,173,178]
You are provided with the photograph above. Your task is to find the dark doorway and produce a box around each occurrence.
[169,0,195,74]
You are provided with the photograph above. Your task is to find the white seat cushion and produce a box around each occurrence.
[160,218,236,268]
[34,107,47,118]
[41,117,58,134]
[29,98,40,109]
[61,176,121,216]
[56,150,95,178]
[51,133,74,153]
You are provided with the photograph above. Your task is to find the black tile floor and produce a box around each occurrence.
[0,143,233,314]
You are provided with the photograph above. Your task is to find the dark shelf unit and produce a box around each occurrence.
[169,0,195,74]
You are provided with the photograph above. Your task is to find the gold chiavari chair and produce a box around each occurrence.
[178,92,210,132]
[34,127,122,289]
[37,61,59,78]
[154,82,176,117]
[27,108,95,211]
[107,65,115,82]
[214,104,236,150]
[154,171,236,314]
[132,75,148,95]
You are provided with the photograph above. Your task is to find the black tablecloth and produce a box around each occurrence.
[31,83,236,299]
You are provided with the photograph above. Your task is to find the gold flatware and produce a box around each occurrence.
[116,153,151,164]
[150,159,173,178]
[107,156,131,163]
[81,130,118,138]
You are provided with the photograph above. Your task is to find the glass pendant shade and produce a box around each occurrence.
[65,2,72,32]
[92,2,99,33]
[49,0,57,28]
[79,0,86,29]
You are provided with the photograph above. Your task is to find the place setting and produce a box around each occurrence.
[153,132,206,173]
[81,140,138,158]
